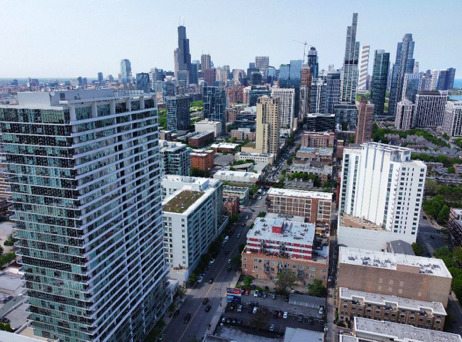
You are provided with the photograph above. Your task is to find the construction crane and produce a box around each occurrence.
[293,40,314,64]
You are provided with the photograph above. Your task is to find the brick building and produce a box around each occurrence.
[190,149,214,172]
[188,131,214,148]
[266,188,332,224]
[448,208,462,247]
[301,131,335,148]
[223,195,240,216]
[337,247,452,307]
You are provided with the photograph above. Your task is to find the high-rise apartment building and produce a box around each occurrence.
[255,96,280,155]
[159,140,191,176]
[174,25,192,82]
[271,87,295,129]
[437,68,456,90]
[401,73,421,102]
[340,13,360,103]
[307,47,319,79]
[97,72,103,83]
[395,99,415,130]
[357,45,370,91]
[414,90,448,127]
[255,56,270,75]
[370,49,390,117]
[326,71,341,113]
[355,100,374,144]
[203,86,226,129]
[389,34,415,116]
[201,54,211,71]
[166,94,190,131]
[136,72,150,93]
[431,69,439,90]
[204,68,216,86]
[310,77,327,114]
[0,90,169,341]
[120,59,132,84]
[339,143,426,246]
[442,101,462,137]
[301,65,311,87]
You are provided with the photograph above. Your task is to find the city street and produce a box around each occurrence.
[162,194,267,342]
[417,214,448,256]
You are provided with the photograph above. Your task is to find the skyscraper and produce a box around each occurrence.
[340,13,360,103]
[97,72,103,84]
[437,68,456,90]
[355,99,374,144]
[388,34,415,116]
[442,101,462,137]
[401,73,422,102]
[255,96,280,155]
[414,90,448,127]
[136,72,150,93]
[326,71,342,113]
[120,58,132,84]
[203,86,227,129]
[166,95,191,131]
[309,77,328,114]
[255,56,270,76]
[357,45,370,91]
[307,47,319,79]
[370,49,390,117]
[0,90,169,341]
[271,88,295,130]
[395,99,415,130]
[204,68,216,86]
[201,54,211,70]
[174,25,192,82]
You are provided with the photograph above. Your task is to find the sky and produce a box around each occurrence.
[0,0,461,79]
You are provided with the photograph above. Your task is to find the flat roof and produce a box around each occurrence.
[211,143,240,149]
[248,217,315,245]
[189,131,214,139]
[268,188,333,200]
[284,327,324,342]
[298,147,333,156]
[339,247,452,278]
[236,152,274,158]
[163,190,203,213]
[339,287,446,316]
[159,140,188,152]
[302,131,335,136]
[214,170,260,179]
[354,317,462,342]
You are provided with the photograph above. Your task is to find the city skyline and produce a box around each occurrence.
[0,0,460,78]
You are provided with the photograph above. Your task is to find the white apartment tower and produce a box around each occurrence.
[414,90,448,127]
[357,45,370,91]
[255,96,280,155]
[271,87,295,130]
[395,100,415,130]
[442,101,462,137]
[339,143,426,243]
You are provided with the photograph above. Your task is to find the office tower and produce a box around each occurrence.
[163,79,176,97]
[401,73,422,103]
[255,96,280,154]
[166,95,190,131]
[278,64,290,84]
[203,86,226,129]
[339,143,427,245]
[190,60,199,84]
[289,60,302,85]
[266,66,276,83]
[431,69,439,90]
[357,45,370,91]
[301,65,311,87]
[216,66,229,85]
[395,99,415,130]
[326,71,341,113]
[176,69,190,91]
[120,58,132,84]
[271,88,295,129]
[389,34,415,116]
[414,90,448,127]
[0,90,168,341]
[159,140,191,176]
[250,72,262,86]
[355,99,374,144]
[413,61,419,74]
[201,54,211,70]
[136,72,151,93]
[255,56,269,75]
[204,68,216,86]
[307,47,319,79]
[420,71,433,91]
[310,78,328,114]
[340,13,360,103]
[442,102,462,136]
[370,49,390,117]
[162,176,223,283]
[174,25,192,82]
[437,68,457,90]
[97,72,103,83]
[299,86,309,116]
[334,102,358,127]
[245,85,271,106]
[306,113,336,132]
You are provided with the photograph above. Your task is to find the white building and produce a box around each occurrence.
[442,101,462,137]
[414,90,448,128]
[195,119,222,137]
[159,140,191,176]
[339,143,426,249]
[162,176,223,284]
[357,45,370,91]
[394,100,415,130]
[271,88,295,130]
[234,152,274,171]
[213,170,260,184]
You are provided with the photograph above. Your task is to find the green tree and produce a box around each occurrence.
[411,243,424,256]
[0,322,13,332]
[231,255,241,266]
[275,269,297,295]
[188,274,198,284]
[250,308,270,330]
[448,166,456,174]
[323,181,332,188]
[3,234,15,247]
[437,205,450,225]
[307,279,328,297]
[258,211,266,218]
[243,276,253,288]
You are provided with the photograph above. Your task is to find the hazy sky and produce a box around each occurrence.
[0,0,460,79]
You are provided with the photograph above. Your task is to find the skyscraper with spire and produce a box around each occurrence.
[174,25,192,83]
[388,34,415,116]
[340,13,360,103]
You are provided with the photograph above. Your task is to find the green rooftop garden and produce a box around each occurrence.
[163,190,203,213]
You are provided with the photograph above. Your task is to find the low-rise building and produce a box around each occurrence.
[289,163,332,182]
[213,170,260,184]
[190,149,215,172]
[223,185,249,206]
[159,140,191,176]
[210,142,240,153]
[338,287,446,330]
[338,247,452,307]
[305,113,336,132]
[223,195,240,216]
[266,188,332,224]
[343,317,462,342]
[448,208,462,247]
[296,147,333,163]
[242,217,328,286]
[230,128,256,142]
[234,152,274,168]
[188,131,214,148]
[195,119,222,137]
[301,131,335,148]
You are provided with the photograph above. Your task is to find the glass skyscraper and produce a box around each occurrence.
[203,86,227,130]
[0,90,169,342]
[340,13,360,103]
[120,59,132,84]
[370,49,390,117]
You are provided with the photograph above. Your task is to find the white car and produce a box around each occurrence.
[253,306,258,314]
[254,290,259,297]
[197,276,203,284]
[269,323,275,332]
[319,306,324,315]
[283,312,288,319]
[209,259,215,265]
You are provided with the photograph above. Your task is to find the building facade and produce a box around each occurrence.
[159,140,191,176]
[203,86,226,129]
[357,45,370,91]
[166,95,190,131]
[190,149,214,173]
[271,88,295,129]
[301,131,335,148]
[255,96,280,155]
[370,50,390,117]
[1,90,169,341]
[340,13,360,103]
[355,100,374,144]
[414,90,448,127]
[442,101,462,137]
[394,100,415,130]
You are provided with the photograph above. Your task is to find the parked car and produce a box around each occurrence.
[263,292,267,298]
[209,278,214,284]
[197,276,203,284]
[221,317,226,323]
[244,289,250,296]
[278,310,283,318]
[271,294,276,300]
[254,290,259,297]
[298,315,303,322]
[236,233,241,239]
[269,324,275,332]
[202,298,208,305]
[205,305,211,312]
[319,305,324,315]
[252,307,258,314]
[237,304,243,312]
[273,310,279,318]
[283,312,288,319]
[209,259,215,265]
[237,319,243,325]
[184,313,191,323]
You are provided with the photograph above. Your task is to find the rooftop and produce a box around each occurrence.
[195,119,221,126]
[297,147,334,156]
[248,217,315,245]
[189,131,214,139]
[340,213,383,230]
[159,140,188,152]
[163,190,203,213]
[284,327,324,342]
[387,240,415,255]
[302,131,335,136]
[236,152,274,158]
[339,287,446,316]
[339,247,452,278]
[211,143,240,149]
[354,317,462,342]
[267,188,333,200]
[214,170,260,179]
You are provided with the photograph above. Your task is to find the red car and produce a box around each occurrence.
[278,310,283,318]
[244,289,250,296]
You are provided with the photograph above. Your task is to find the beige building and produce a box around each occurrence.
[255,96,280,155]
[338,287,446,330]
[301,131,335,148]
[355,100,374,144]
[337,247,452,307]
